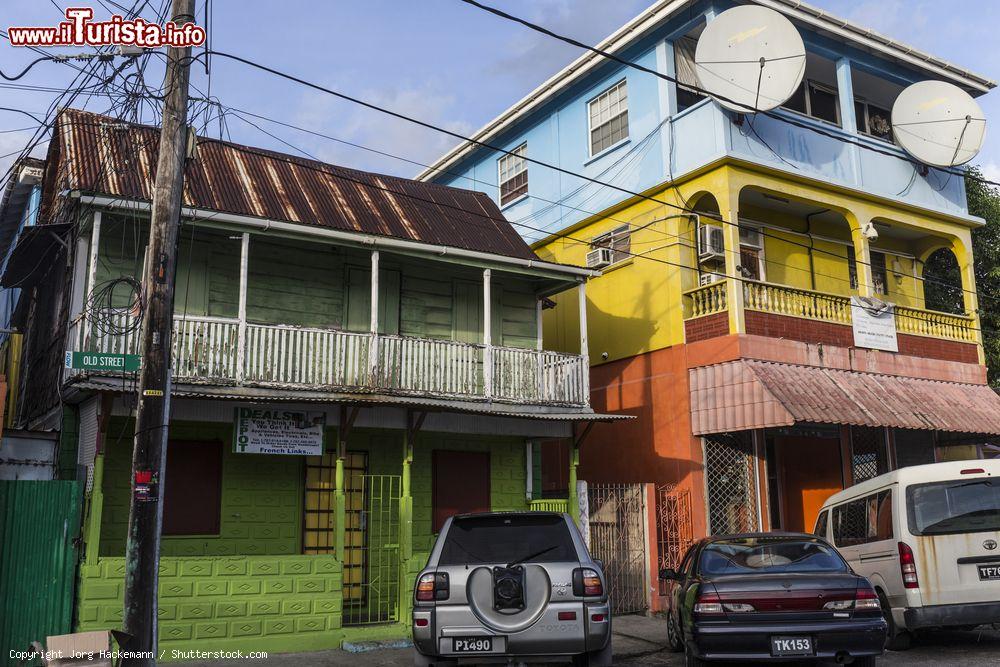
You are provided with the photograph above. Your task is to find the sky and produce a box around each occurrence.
[2,0,1000,187]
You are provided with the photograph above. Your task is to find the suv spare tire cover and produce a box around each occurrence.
[467,565,551,633]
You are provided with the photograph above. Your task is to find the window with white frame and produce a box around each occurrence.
[498,143,528,207]
[782,80,840,125]
[588,80,629,156]
[591,224,631,264]
[738,225,765,281]
[854,98,893,142]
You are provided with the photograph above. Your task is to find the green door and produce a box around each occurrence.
[0,480,82,666]
[453,280,502,344]
[346,267,400,334]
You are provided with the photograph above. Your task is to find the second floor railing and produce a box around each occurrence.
[683,280,979,345]
[79,311,589,405]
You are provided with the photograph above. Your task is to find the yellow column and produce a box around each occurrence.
[953,232,985,364]
[719,184,745,334]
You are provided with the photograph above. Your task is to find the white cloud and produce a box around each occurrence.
[979,160,1000,185]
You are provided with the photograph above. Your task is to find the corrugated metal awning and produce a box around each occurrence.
[690,359,1000,436]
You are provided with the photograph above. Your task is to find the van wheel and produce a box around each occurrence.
[878,591,911,651]
[666,612,684,652]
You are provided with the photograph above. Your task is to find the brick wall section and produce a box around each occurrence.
[745,311,855,347]
[898,333,979,364]
[77,555,344,654]
[685,312,729,342]
[745,311,979,363]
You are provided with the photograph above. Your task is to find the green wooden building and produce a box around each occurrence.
[2,109,619,655]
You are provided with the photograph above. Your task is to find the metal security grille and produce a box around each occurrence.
[303,451,367,555]
[656,484,693,572]
[704,433,760,535]
[344,474,401,626]
[587,484,648,615]
[850,427,888,484]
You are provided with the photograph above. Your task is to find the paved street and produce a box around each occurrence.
[177,615,1000,666]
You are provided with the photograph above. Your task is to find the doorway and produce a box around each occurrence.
[771,435,844,532]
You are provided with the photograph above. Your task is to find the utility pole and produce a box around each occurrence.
[121,0,195,663]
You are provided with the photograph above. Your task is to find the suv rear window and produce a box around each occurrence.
[907,477,1000,536]
[699,537,848,575]
[438,515,577,566]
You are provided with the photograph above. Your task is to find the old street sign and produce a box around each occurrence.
[850,297,899,352]
[65,350,141,372]
[233,407,326,456]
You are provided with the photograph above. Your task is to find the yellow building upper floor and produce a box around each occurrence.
[535,161,984,369]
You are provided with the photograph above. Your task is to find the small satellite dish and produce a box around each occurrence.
[694,5,806,113]
[892,80,987,167]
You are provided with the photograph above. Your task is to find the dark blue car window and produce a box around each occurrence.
[699,538,848,575]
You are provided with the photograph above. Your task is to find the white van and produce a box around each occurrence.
[815,460,1000,649]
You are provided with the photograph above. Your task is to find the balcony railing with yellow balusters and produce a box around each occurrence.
[683,279,979,346]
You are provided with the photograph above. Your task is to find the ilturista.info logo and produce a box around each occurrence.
[7,7,206,48]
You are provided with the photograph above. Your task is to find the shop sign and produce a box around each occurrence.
[233,407,325,456]
[851,297,898,352]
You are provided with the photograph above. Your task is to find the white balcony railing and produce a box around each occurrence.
[78,312,588,405]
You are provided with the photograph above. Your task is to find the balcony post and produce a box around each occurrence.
[836,57,862,186]
[236,232,249,384]
[954,232,985,363]
[578,282,590,401]
[848,213,875,298]
[81,210,102,351]
[369,250,380,387]
[720,192,745,334]
[483,268,493,399]
[536,298,544,401]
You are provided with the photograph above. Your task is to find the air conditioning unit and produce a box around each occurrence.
[698,225,725,261]
[699,272,723,286]
[586,247,614,268]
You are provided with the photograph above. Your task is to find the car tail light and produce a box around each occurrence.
[591,613,606,622]
[573,568,604,597]
[898,542,919,589]
[961,468,985,474]
[693,591,723,615]
[414,618,429,627]
[721,602,755,612]
[416,572,449,602]
[558,612,577,621]
[854,586,881,611]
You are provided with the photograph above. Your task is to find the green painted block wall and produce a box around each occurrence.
[99,419,303,557]
[76,555,344,658]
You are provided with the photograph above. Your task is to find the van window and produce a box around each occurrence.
[833,498,868,546]
[907,478,1000,536]
[814,510,828,537]
[832,489,893,546]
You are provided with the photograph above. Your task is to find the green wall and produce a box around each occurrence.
[92,214,540,348]
[99,419,303,557]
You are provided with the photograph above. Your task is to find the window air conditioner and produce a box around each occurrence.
[698,225,725,261]
[585,247,614,268]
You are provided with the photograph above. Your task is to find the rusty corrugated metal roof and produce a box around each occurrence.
[47,108,537,260]
[690,359,1000,435]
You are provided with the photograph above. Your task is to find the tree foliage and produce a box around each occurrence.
[966,167,1000,385]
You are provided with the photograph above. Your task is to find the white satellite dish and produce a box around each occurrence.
[892,80,987,167]
[694,5,806,113]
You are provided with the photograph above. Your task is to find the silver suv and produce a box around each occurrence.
[412,512,612,666]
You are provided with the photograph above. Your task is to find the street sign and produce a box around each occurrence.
[65,350,142,372]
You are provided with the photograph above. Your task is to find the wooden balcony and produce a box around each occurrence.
[684,280,978,347]
[77,312,589,406]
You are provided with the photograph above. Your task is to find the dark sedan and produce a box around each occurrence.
[660,533,887,665]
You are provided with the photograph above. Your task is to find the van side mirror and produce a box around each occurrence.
[659,567,678,581]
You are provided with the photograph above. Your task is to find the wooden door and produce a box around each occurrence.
[775,436,843,532]
[432,450,490,532]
